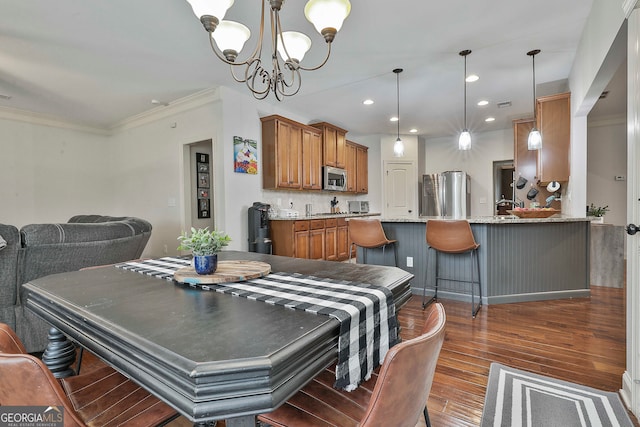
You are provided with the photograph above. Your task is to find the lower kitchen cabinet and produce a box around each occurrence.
[271,218,349,261]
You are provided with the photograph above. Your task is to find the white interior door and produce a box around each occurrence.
[624,9,640,418]
[383,161,417,218]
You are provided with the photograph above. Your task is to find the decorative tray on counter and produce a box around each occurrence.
[506,209,560,219]
[174,260,271,285]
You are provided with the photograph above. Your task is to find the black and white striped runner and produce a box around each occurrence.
[116,257,399,391]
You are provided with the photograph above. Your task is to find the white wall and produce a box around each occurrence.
[0,117,113,228]
[587,119,627,225]
[423,128,514,217]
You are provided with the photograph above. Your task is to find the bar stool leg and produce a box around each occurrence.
[422,247,438,309]
[470,249,482,318]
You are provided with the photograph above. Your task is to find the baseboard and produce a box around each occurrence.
[621,370,634,410]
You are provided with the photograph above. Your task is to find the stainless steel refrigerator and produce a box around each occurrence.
[420,171,471,218]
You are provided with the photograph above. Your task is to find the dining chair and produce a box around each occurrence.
[0,323,178,427]
[348,218,398,266]
[257,302,446,427]
[422,220,482,318]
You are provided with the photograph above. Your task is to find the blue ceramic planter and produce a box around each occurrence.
[193,254,218,275]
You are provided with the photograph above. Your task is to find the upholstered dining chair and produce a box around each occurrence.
[257,302,446,427]
[422,219,482,318]
[348,218,398,266]
[0,323,178,427]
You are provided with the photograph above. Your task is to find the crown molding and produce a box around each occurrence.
[109,87,221,133]
[588,114,626,127]
[0,106,109,135]
[623,0,640,18]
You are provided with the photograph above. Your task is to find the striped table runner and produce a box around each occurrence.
[116,257,399,391]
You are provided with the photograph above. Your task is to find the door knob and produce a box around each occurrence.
[627,224,639,235]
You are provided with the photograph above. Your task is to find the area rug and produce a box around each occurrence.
[481,363,634,427]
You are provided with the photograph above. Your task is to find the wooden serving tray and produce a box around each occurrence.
[174,260,271,285]
[507,209,560,218]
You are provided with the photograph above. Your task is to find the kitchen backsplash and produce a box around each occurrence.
[261,190,372,218]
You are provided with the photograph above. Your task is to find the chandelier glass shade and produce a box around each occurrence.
[458,49,472,151]
[186,0,351,100]
[393,68,404,158]
[527,49,542,150]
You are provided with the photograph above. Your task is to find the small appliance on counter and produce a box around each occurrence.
[348,201,370,214]
[248,202,272,254]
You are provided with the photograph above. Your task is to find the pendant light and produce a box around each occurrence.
[393,68,404,157]
[458,50,472,150]
[527,49,542,150]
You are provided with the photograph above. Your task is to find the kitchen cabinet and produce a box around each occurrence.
[536,92,570,184]
[270,218,350,261]
[271,219,325,259]
[345,142,357,192]
[336,218,350,260]
[355,144,368,194]
[302,127,323,190]
[345,141,368,194]
[262,115,321,191]
[311,122,347,168]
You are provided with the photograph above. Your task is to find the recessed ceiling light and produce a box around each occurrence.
[466,74,479,83]
[477,100,489,106]
[363,99,374,105]
[409,128,418,133]
[390,116,398,122]
[485,117,495,122]
[151,99,169,106]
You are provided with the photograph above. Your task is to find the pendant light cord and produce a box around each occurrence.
[396,70,400,139]
[527,49,540,124]
[463,54,467,129]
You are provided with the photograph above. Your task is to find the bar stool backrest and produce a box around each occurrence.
[426,220,479,254]
[349,219,393,248]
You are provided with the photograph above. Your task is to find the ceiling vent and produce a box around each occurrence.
[497,101,512,108]
[0,94,12,100]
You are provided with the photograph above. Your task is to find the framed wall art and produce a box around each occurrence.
[233,136,258,174]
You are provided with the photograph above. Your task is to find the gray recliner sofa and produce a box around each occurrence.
[0,215,152,352]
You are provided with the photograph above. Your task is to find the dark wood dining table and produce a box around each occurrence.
[22,251,413,426]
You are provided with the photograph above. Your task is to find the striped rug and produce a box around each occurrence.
[481,363,634,427]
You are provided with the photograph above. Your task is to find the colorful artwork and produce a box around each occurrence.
[234,136,258,174]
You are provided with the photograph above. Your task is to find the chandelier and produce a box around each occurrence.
[186,0,352,100]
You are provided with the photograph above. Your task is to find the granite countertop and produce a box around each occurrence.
[380,215,591,224]
[270,213,381,221]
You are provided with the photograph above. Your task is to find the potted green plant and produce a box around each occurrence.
[177,227,231,274]
[587,203,609,223]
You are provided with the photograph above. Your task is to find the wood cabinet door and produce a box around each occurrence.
[337,223,349,261]
[275,120,302,189]
[325,226,338,261]
[335,130,346,169]
[302,128,322,190]
[309,229,325,260]
[356,145,368,194]
[294,230,310,259]
[323,126,337,167]
[537,92,570,183]
[345,142,357,192]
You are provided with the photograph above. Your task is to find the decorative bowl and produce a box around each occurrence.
[506,209,560,219]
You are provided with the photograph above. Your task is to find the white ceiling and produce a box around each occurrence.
[0,0,614,139]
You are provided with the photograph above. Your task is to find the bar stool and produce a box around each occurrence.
[422,219,482,318]
[348,218,398,266]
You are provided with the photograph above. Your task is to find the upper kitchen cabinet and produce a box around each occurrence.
[345,141,369,194]
[302,127,323,190]
[262,115,321,191]
[311,122,347,168]
[536,92,571,184]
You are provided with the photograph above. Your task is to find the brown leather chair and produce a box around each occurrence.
[257,302,446,427]
[422,220,482,317]
[0,323,178,427]
[348,218,398,266]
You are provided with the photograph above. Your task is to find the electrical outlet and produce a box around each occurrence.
[406,257,413,268]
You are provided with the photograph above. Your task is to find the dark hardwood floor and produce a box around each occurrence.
[81,285,636,426]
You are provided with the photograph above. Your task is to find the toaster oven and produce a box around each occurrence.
[348,201,370,214]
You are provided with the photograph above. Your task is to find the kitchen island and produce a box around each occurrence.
[359,216,591,304]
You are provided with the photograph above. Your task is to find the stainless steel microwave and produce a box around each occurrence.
[323,166,347,191]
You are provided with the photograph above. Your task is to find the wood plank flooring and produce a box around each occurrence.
[81,285,636,426]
